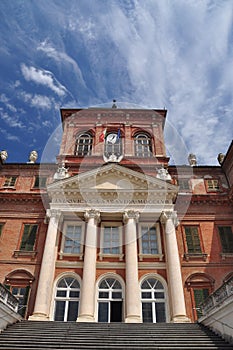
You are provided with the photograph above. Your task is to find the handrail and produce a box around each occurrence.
[200,275,233,316]
[0,283,19,312]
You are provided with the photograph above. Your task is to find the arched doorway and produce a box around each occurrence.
[141,277,166,323]
[54,276,80,321]
[97,277,123,322]
[185,273,215,321]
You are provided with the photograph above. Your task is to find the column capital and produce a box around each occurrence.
[84,209,100,223]
[160,211,179,227]
[46,209,61,222]
[123,210,140,223]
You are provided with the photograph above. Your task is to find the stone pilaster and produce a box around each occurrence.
[29,209,61,321]
[160,211,190,323]
[123,210,142,323]
[77,209,100,322]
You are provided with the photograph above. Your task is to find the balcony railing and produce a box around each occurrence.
[0,283,19,313]
[200,275,233,315]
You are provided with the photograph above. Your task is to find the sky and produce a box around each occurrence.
[0,0,233,165]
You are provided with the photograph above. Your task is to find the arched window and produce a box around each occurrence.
[141,277,166,323]
[75,133,92,156]
[97,277,123,322]
[134,133,152,157]
[54,276,80,321]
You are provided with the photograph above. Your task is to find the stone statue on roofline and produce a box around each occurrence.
[53,161,70,180]
[217,153,225,165]
[28,150,38,163]
[0,150,8,163]
[188,153,197,167]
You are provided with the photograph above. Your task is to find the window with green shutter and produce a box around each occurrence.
[193,288,209,318]
[20,224,38,251]
[218,226,233,253]
[184,226,202,253]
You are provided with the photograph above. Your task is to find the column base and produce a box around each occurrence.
[125,315,142,323]
[28,313,50,321]
[76,314,95,322]
[171,315,191,323]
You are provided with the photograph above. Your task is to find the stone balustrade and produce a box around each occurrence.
[0,283,18,313]
[200,276,233,315]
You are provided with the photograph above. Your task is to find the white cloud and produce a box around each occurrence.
[37,40,87,88]
[0,111,24,129]
[21,64,67,97]
[1,128,20,142]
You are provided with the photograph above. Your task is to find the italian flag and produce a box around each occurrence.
[99,128,107,142]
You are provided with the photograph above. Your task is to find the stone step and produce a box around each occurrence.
[0,321,230,350]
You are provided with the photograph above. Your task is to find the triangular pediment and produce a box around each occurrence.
[48,163,177,194]
[47,164,178,212]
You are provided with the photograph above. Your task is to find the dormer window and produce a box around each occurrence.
[75,133,92,156]
[134,133,152,157]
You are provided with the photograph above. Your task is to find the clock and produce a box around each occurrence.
[106,133,117,144]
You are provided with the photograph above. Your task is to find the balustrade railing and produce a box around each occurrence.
[0,283,19,313]
[201,275,233,316]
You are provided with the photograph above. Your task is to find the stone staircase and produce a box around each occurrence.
[0,321,232,349]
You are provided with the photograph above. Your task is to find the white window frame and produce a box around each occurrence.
[99,222,124,261]
[59,221,85,260]
[52,274,81,322]
[138,222,163,261]
[140,275,168,323]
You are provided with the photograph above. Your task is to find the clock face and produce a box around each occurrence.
[106,133,117,144]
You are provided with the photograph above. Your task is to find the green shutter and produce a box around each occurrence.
[218,226,233,253]
[20,225,38,251]
[194,289,209,318]
[185,227,201,253]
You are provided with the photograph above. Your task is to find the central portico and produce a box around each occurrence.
[30,161,189,323]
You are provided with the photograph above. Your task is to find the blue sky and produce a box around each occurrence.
[0,0,232,165]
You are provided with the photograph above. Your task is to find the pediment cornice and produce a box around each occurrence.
[47,164,178,212]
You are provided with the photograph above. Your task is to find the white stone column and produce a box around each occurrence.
[123,210,142,323]
[161,211,190,323]
[29,209,61,321]
[77,209,100,322]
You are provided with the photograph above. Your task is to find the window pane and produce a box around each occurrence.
[142,303,153,323]
[218,226,233,253]
[112,292,122,299]
[54,301,66,321]
[99,292,109,299]
[155,302,166,322]
[142,292,151,299]
[154,292,164,299]
[20,225,38,251]
[70,291,79,298]
[184,226,201,253]
[56,290,66,298]
[194,289,209,318]
[141,226,158,254]
[64,225,82,254]
[98,302,109,322]
[67,301,79,321]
